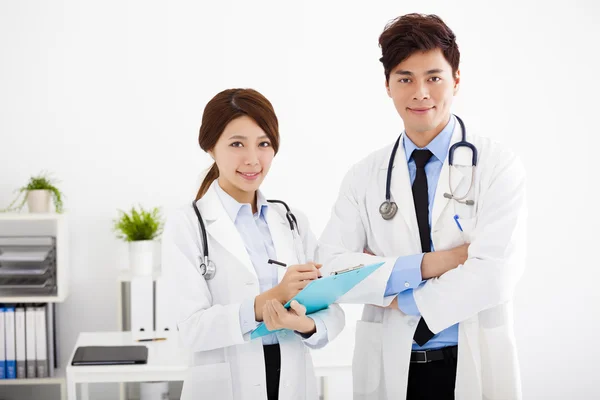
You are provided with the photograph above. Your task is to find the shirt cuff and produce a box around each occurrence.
[239,298,258,334]
[396,281,426,316]
[384,253,424,296]
[295,315,328,348]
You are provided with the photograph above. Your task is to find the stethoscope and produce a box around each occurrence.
[191,198,303,280]
[379,114,478,220]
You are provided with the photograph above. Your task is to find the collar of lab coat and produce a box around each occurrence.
[194,181,295,280]
[386,117,471,238]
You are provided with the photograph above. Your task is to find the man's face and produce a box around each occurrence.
[386,48,460,136]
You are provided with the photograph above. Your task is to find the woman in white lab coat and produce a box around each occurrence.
[161,88,345,400]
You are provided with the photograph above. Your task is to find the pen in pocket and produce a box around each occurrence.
[454,214,469,243]
[453,214,464,232]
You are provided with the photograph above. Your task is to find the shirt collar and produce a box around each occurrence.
[212,180,269,223]
[403,115,456,164]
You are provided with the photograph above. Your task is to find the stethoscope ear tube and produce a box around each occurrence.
[380,114,477,220]
[448,115,477,167]
[192,198,303,280]
[193,201,214,279]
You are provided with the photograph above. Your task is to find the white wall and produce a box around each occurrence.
[1,0,599,399]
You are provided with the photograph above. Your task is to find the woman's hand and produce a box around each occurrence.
[254,262,321,322]
[262,299,316,335]
[274,263,322,303]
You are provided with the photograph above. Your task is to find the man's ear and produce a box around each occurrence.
[453,69,461,96]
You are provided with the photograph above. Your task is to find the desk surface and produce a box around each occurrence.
[66,327,355,383]
[66,332,191,383]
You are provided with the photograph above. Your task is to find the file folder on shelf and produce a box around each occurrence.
[0,307,6,379]
[25,306,36,378]
[35,304,48,378]
[15,306,26,379]
[251,262,385,339]
[130,276,154,341]
[47,303,56,377]
[5,306,16,379]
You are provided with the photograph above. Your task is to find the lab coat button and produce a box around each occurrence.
[408,319,417,327]
[284,380,291,387]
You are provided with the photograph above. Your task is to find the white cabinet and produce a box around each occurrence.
[0,213,68,399]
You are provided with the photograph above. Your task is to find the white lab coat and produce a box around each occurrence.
[161,183,345,400]
[317,121,527,400]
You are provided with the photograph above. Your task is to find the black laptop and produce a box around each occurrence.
[71,346,148,366]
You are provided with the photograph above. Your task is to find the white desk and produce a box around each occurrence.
[66,332,190,400]
[66,328,354,400]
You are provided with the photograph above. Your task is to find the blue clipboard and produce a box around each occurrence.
[250,261,385,339]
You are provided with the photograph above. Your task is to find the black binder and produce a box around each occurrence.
[71,346,148,366]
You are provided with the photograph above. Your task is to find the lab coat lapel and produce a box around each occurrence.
[388,136,421,249]
[265,206,296,283]
[198,186,257,279]
[431,124,466,230]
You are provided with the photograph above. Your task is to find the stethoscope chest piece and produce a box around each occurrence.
[200,258,216,280]
[379,200,398,220]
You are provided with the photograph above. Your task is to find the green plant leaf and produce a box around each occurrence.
[113,204,164,242]
[0,171,65,213]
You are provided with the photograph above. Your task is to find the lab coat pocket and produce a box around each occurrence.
[304,352,318,398]
[478,304,519,399]
[455,216,477,244]
[352,321,383,396]
[180,362,233,400]
[434,215,476,250]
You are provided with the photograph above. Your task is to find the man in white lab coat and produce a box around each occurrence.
[317,13,527,400]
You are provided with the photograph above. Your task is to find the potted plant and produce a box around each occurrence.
[113,205,164,276]
[1,172,64,213]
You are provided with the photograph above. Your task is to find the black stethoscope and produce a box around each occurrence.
[379,115,478,220]
[192,198,302,280]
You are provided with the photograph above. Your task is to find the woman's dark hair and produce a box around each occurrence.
[196,88,280,200]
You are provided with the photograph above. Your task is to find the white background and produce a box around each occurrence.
[1,0,599,399]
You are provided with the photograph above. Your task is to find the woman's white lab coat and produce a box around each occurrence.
[317,122,527,400]
[161,183,345,400]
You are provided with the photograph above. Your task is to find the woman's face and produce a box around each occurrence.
[209,115,275,202]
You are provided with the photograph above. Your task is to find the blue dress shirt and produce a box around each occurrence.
[384,116,459,350]
[213,181,327,347]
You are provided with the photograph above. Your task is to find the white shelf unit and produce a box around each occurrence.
[0,368,65,386]
[116,268,181,400]
[0,212,68,400]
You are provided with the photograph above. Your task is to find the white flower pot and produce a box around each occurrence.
[27,190,52,213]
[129,240,155,276]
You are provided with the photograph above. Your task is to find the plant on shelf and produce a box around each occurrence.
[1,171,65,213]
[113,205,164,276]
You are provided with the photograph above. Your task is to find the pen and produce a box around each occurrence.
[453,214,463,232]
[267,259,287,267]
[268,259,322,279]
[137,338,167,342]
